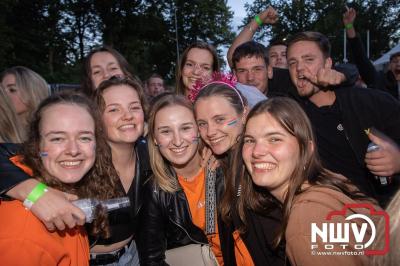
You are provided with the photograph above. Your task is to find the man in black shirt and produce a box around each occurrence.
[286,31,400,206]
[343,7,400,100]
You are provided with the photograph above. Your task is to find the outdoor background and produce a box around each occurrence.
[0,0,399,85]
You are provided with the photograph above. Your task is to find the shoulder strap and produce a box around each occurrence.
[205,165,216,235]
[136,137,152,181]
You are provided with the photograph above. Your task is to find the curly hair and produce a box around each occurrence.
[22,92,124,238]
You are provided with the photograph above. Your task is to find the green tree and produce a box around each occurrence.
[1,0,234,84]
[243,0,400,62]
[2,0,76,82]
[63,0,101,61]
[92,0,234,81]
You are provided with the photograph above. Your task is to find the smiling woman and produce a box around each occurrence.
[92,76,150,265]
[137,93,227,266]
[175,42,220,97]
[235,97,381,266]
[0,92,121,265]
[194,82,248,156]
[81,46,135,96]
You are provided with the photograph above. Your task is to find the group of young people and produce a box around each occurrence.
[1,5,399,266]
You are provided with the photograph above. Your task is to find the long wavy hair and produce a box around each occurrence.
[231,97,368,247]
[147,92,200,192]
[22,92,124,238]
[81,46,135,95]
[175,42,220,96]
[0,87,24,142]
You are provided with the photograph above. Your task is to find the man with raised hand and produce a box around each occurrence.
[286,31,400,206]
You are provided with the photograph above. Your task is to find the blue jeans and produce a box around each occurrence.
[95,240,140,266]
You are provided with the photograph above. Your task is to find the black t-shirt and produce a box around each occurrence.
[303,100,376,196]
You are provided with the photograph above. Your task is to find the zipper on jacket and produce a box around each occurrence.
[168,217,207,245]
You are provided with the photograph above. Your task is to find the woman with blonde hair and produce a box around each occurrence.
[373,189,400,266]
[0,86,24,143]
[1,66,49,130]
[137,92,229,265]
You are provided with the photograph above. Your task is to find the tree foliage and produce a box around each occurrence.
[0,0,234,83]
[243,0,400,63]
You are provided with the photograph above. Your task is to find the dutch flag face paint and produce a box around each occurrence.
[192,136,199,143]
[226,119,238,126]
[39,151,48,157]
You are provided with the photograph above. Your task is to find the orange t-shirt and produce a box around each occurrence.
[178,169,224,265]
[233,230,255,266]
[1,156,89,265]
[0,200,89,266]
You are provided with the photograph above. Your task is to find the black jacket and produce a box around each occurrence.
[348,35,399,99]
[136,168,235,266]
[0,143,25,197]
[301,86,400,206]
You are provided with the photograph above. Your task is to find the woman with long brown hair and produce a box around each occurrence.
[175,42,219,97]
[236,97,380,265]
[0,93,120,265]
[89,76,151,265]
[194,80,285,266]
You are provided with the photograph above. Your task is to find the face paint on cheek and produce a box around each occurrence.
[39,151,48,157]
[226,119,238,126]
[155,143,162,148]
[192,136,199,143]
